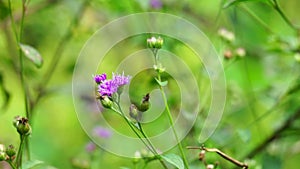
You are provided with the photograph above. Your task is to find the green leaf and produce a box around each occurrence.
[162,154,184,169]
[262,154,282,169]
[23,160,44,169]
[20,43,43,68]
[154,78,168,87]
[223,0,268,8]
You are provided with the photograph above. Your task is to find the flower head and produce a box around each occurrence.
[94,73,107,84]
[112,72,131,87]
[147,36,163,49]
[96,72,131,97]
[150,0,162,9]
[98,80,118,96]
[93,126,112,138]
[85,142,97,153]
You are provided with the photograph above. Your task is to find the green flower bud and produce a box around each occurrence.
[129,104,141,122]
[155,36,163,49]
[0,152,6,161]
[100,96,113,109]
[147,36,164,49]
[139,93,150,112]
[13,116,31,136]
[6,145,16,158]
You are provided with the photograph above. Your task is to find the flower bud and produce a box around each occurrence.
[0,152,6,161]
[224,50,233,60]
[147,36,163,49]
[199,150,205,161]
[207,164,214,169]
[129,104,141,121]
[13,116,31,136]
[235,47,246,58]
[6,145,16,158]
[99,96,113,109]
[139,93,150,112]
[153,64,165,73]
[155,36,163,49]
[94,73,106,84]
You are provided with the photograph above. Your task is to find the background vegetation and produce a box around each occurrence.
[0,0,299,168]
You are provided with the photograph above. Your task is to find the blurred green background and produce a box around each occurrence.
[0,0,300,168]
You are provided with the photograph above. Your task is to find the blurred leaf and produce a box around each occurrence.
[0,1,9,20]
[262,154,282,169]
[20,44,43,68]
[23,160,44,169]
[0,72,10,110]
[237,129,251,142]
[162,154,184,169]
[155,78,168,87]
[120,167,131,169]
[223,0,268,8]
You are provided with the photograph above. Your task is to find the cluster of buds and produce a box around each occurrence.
[218,28,246,60]
[129,93,150,122]
[147,36,164,49]
[13,116,31,136]
[0,144,16,162]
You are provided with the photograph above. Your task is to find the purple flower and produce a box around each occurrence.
[93,126,112,138]
[85,142,97,152]
[98,80,118,96]
[94,73,107,84]
[150,0,162,9]
[112,72,131,87]
[97,72,131,97]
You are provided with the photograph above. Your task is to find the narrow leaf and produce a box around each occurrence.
[162,154,184,169]
[154,78,168,87]
[23,160,44,169]
[20,43,43,68]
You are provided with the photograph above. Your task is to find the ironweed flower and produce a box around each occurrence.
[85,142,97,153]
[150,0,162,9]
[94,73,107,84]
[93,126,112,138]
[96,72,131,97]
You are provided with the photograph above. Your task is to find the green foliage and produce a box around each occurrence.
[20,44,43,68]
[162,154,184,169]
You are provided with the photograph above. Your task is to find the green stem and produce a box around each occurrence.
[16,135,26,169]
[272,0,299,31]
[113,98,168,169]
[240,5,274,34]
[7,161,17,169]
[8,0,31,161]
[153,50,189,168]
[138,122,169,169]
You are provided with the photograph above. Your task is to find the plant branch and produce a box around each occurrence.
[244,108,300,159]
[272,0,299,31]
[187,146,248,169]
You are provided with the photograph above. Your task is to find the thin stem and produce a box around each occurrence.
[113,98,168,169]
[272,0,299,31]
[244,108,300,159]
[186,146,248,169]
[16,135,26,169]
[138,122,168,169]
[153,50,189,168]
[7,161,17,169]
[240,5,274,34]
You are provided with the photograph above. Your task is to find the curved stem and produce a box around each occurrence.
[7,161,17,169]
[272,0,299,31]
[113,99,168,169]
[138,122,168,169]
